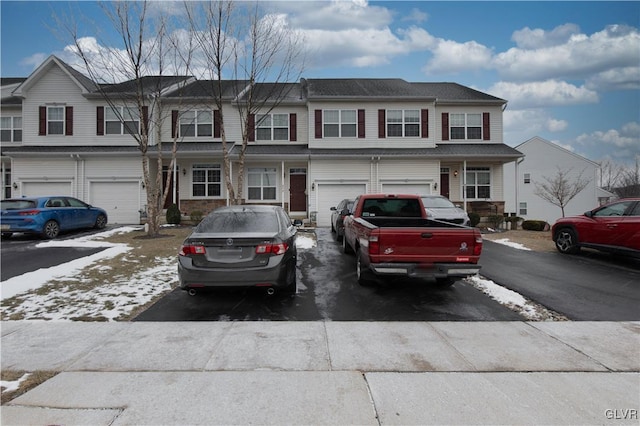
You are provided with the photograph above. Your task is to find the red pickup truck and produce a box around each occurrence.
[342,194,483,287]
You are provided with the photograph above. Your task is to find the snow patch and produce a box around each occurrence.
[490,238,532,251]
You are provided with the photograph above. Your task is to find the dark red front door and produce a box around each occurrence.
[440,173,450,198]
[289,174,307,212]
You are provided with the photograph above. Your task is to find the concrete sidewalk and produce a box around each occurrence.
[1,321,639,425]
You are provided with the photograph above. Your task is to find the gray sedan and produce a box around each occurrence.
[178,205,300,296]
[421,195,471,226]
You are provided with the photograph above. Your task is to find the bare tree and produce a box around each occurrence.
[598,159,624,192]
[534,167,591,217]
[185,1,305,204]
[615,157,640,197]
[62,1,194,236]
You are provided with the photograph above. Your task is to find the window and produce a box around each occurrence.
[524,173,531,184]
[248,168,277,200]
[180,110,212,137]
[465,167,491,199]
[519,202,527,215]
[450,113,482,140]
[387,110,420,137]
[48,107,64,135]
[1,116,21,142]
[105,106,140,135]
[192,164,221,197]
[3,168,11,199]
[324,110,356,137]
[256,113,289,141]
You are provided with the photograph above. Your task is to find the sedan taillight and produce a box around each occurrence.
[19,210,41,216]
[179,245,206,256]
[256,243,288,255]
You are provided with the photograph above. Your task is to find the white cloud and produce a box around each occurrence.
[279,0,392,31]
[489,80,599,109]
[577,121,640,149]
[494,25,640,83]
[547,118,568,132]
[402,8,428,24]
[511,23,581,49]
[586,66,640,91]
[423,39,493,74]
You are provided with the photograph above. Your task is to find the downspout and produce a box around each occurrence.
[463,160,467,212]
[281,160,285,209]
[370,157,374,193]
[227,162,232,206]
[376,156,380,193]
[173,160,178,206]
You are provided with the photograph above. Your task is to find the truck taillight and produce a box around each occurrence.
[179,245,206,256]
[369,234,380,255]
[474,236,483,256]
[256,243,288,255]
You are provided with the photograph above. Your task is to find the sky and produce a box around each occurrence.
[1,1,639,167]
[0,225,550,321]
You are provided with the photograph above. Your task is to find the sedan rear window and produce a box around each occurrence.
[196,211,279,233]
[1,200,37,210]
[422,197,455,208]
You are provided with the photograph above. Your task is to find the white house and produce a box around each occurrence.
[503,136,606,225]
[2,55,523,226]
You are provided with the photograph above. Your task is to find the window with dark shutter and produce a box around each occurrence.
[378,109,386,138]
[441,113,449,141]
[357,109,365,138]
[39,106,46,135]
[289,113,297,141]
[142,106,149,136]
[483,112,490,140]
[314,110,322,139]
[421,109,428,138]
[214,110,221,138]
[65,106,73,136]
[96,106,104,135]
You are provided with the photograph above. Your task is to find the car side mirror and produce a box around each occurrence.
[584,211,593,218]
[330,207,337,211]
[292,219,303,227]
[341,208,350,216]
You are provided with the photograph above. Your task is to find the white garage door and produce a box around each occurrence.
[90,182,141,224]
[316,183,366,227]
[381,183,432,195]
[22,181,72,197]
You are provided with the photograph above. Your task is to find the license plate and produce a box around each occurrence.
[0,224,9,231]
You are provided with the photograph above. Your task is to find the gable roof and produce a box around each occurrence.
[517,136,599,167]
[411,82,506,104]
[303,78,420,99]
[13,55,98,97]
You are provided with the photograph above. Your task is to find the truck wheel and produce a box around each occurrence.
[436,277,457,288]
[342,235,353,254]
[356,249,374,286]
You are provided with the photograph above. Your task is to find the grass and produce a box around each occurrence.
[1,370,58,405]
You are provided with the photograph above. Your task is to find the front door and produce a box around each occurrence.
[289,171,307,212]
[162,167,179,209]
[440,172,450,199]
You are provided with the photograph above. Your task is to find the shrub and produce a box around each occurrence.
[522,220,549,231]
[190,210,203,224]
[487,214,504,229]
[468,212,481,227]
[166,203,181,225]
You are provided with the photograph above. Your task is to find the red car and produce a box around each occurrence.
[552,198,640,258]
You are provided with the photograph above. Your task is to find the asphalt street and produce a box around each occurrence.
[479,240,640,321]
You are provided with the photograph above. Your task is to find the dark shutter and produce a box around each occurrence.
[247,114,255,142]
[441,112,449,141]
[96,106,104,135]
[65,106,73,135]
[421,109,429,138]
[378,109,386,138]
[357,109,365,138]
[171,110,178,138]
[314,109,322,139]
[214,110,221,138]
[39,106,46,135]
[142,106,149,136]
[289,113,297,141]
[483,112,490,140]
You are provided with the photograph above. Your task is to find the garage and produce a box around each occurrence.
[22,181,73,197]
[315,183,366,227]
[90,181,141,224]
[380,183,433,195]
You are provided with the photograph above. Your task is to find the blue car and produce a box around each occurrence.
[0,196,108,239]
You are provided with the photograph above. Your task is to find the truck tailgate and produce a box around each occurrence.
[371,227,481,263]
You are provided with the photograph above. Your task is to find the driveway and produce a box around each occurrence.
[134,228,522,321]
[480,240,640,321]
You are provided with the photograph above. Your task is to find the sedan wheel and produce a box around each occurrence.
[555,228,580,254]
[95,214,107,229]
[42,220,60,239]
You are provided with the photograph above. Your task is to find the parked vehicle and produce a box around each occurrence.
[178,205,301,295]
[342,194,483,287]
[0,196,108,239]
[421,195,470,226]
[330,198,355,241]
[552,198,640,258]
